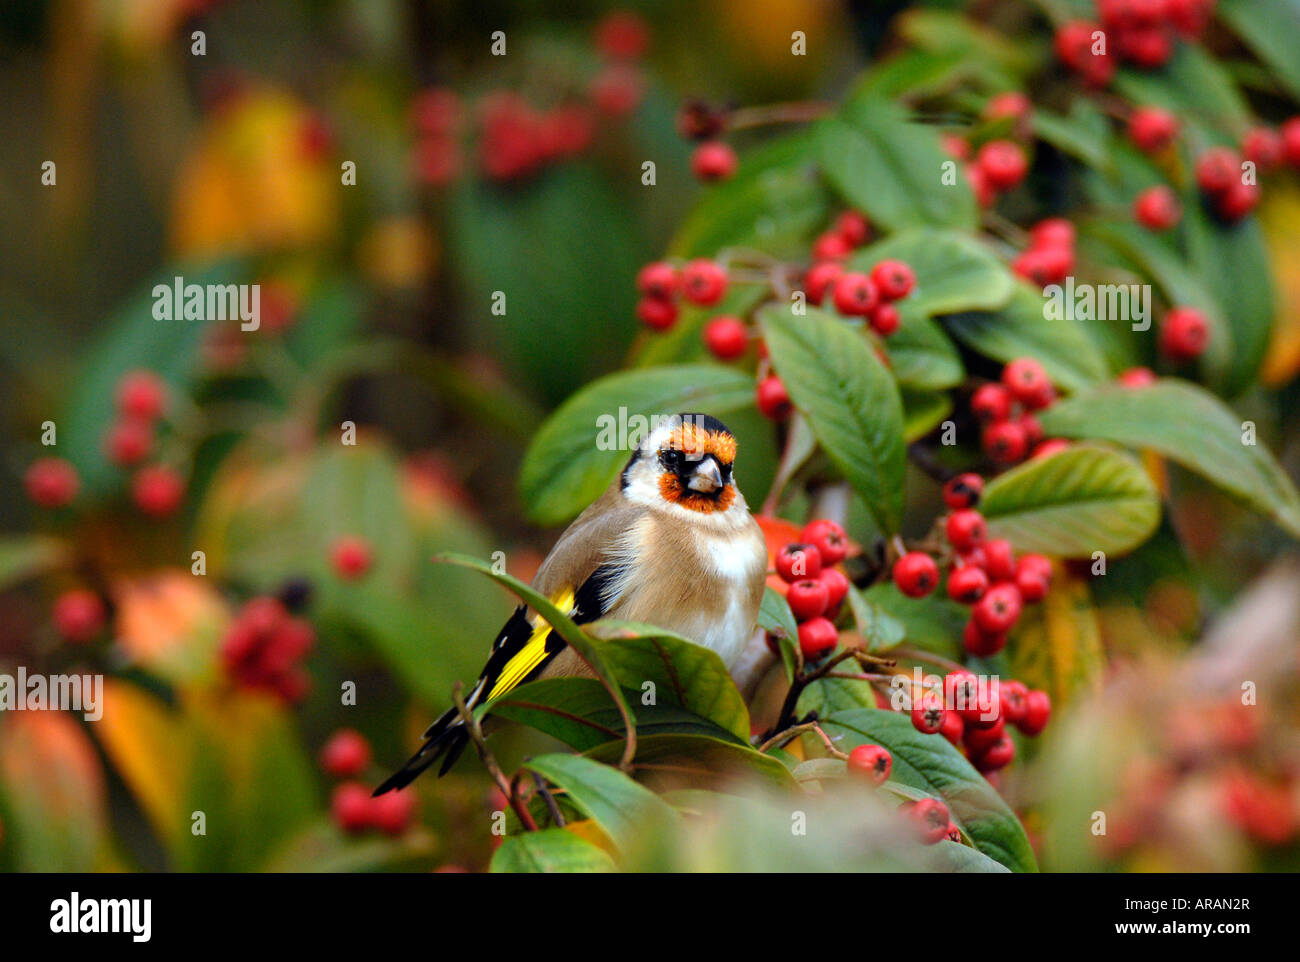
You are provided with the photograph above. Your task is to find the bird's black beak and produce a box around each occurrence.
[687,457,724,493]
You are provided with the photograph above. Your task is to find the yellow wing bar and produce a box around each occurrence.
[486,587,576,701]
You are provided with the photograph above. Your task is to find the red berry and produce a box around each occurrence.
[797,616,838,661]
[963,716,1006,755]
[590,64,643,117]
[1002,357,1055,409]
[1128,107,1179,153]
[1242,127,1282,172]
[965,619,1007,660]
[636,296,679,330]
[984,91,1032,126]
[801,519,848,566]
[847,744,891,785]
[941,133,970,160]
[1000,680,1030,725]
[680,259,728,307]
[1195,147,1241,194]
[983,420,1029,463]
[636,261,679,300]
[755,375,792,421]
[868,302,900,337]
[332,536,373,580]
[970,383,1012,424]
[787,579,830,621]
[972,582,1023,635]
[870,260,916,302]
[1134,185,1181,230]
[691,141,737,182]
[943,473,984,511]
[912,704,947,735]
[332,782,374,834]
[982,539,1017,582]
[52,589,105,643]
[24,457,79,508]
[910,798,950,845]
[371,787,417,836]
[1017,689,1052,735]
[965,163,996,208]
[945,510,987,552]
[411,87,460,136]
[947,564,989,604]
[831,272,879,316]
[1054,20,1097,70]
[320,729,372,778]
[1282,117,1300,168]
[893,551,939,598]
[776,542,823,583]
[116,370,168,421]
[1014,554,1053,602]
[811,230,852,262]
[1159,306,1209,361]
[702,316,748,360]
[1029,218,1076,249]
[132,465,184,517]
[593,10,650,60]
[104,418,154,467]
[1119,367,1158,391]
[939,709,965,746]
[804,261,845,305]
[835,210,871,247]
[1121,25,1173,68]
[975,140,1028,191]
[819,568,849,617]
[944,822,963,842]
[973,735,1016,772]
[1012,246,1072,287]
[1031,438,1070,460]
[1215,179,1260,222]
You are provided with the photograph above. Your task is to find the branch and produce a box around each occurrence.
[452,683,538,832]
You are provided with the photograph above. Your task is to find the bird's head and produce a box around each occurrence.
[621,413,739,515]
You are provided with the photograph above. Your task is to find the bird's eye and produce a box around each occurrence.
[659,449,683,471]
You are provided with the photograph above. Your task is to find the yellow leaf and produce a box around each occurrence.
[1011,566,1105,707]
[1258,183,1300,386]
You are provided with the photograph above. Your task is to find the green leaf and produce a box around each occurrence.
[433,553,635,739]
[669,131,829,260]
[760,305,906,533]
[853,49,973,100]
[1036,381,1300,538]
[1030,102,1115,172]
[816,98,977,232]
[758,586,800,681]
[0,536,67,592]
[584,733,797,790]
[848,229,1014,319]
[943,284,1109,392]
[1114,43,1251,136]
[980,445,1161,557]
[1218,0,1300,101]
[797,675,879,718]
[820,708,1038,872]
[901,389,954,443]
[847,584,907,651]
[587,621,751,742]
[483,678,626,750]
[888,309,966,391]
[864,583,968,661]
[522,754,678,854]
[925,840,1012,873]
[517,364,756,525]
[490,827,616,873]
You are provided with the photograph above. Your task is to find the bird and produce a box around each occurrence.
[374,412,768,795]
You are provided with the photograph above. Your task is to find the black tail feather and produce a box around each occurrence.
[372,706,470,796]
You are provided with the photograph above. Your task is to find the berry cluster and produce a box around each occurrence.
[411,12,648,187]
[1056,0,1216,86]
[322,730,418,836]
[1193,145,1259,222]
[634,258,728,332]
[970,357,1064,465]
[846,746,961,845]
[24,369,186,517]
[1011,218,1076,287]
[919,670,1052,775]
[893,472,1053,656]
[807,252,917,338]
[219,597,315,702]
[768,519,851,663]
[810,209,873,262]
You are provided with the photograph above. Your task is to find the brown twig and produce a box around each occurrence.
[452,683,538,832]
[757,720,849,760]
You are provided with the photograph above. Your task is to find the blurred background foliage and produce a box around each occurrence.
[1,0,1299,872]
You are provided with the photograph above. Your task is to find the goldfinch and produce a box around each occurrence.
[375,413,767,794]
